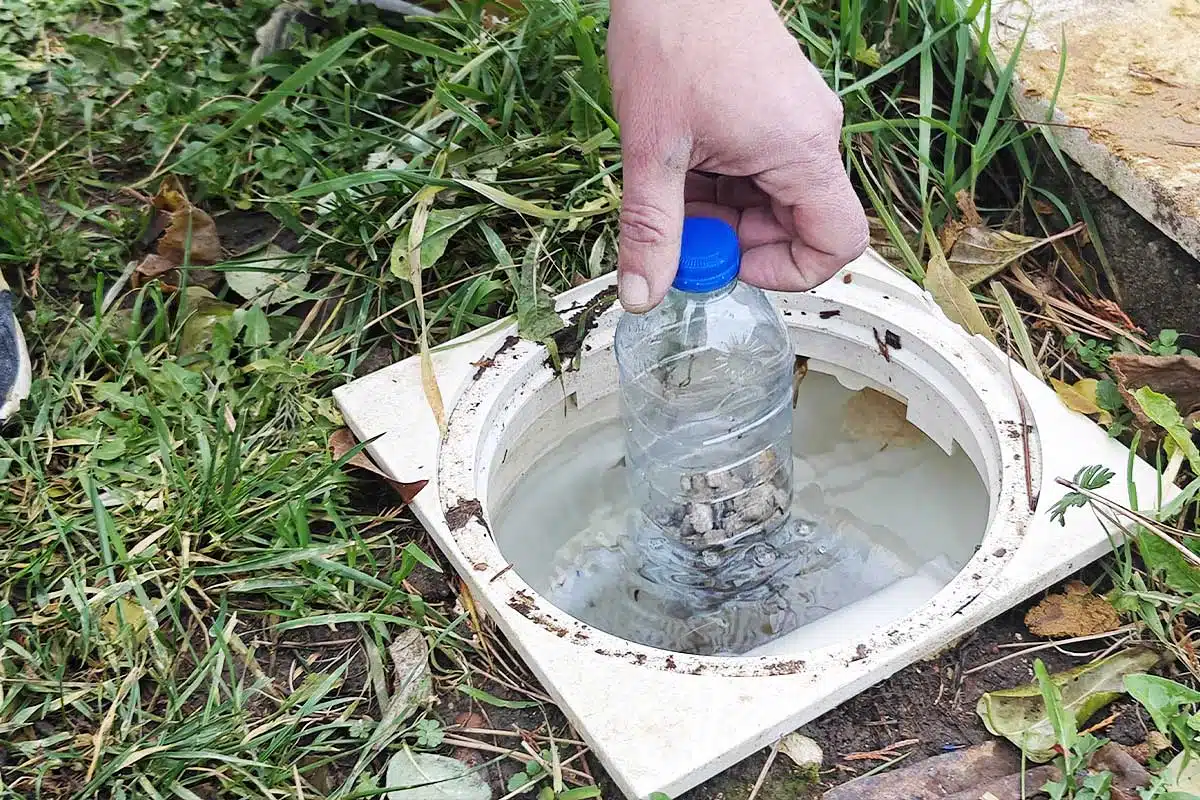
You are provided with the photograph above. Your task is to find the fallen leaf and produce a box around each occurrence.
[178,296,236,357]
[1110,353,1200,431]
[224,244,310,306]
[1162,750,1200,793]
[398,205,487,272]
[135,254,178,279]
[948,224,1082,288]
[1132,386,1200,474]
[976,648,1160,762]
[842,388,923,447]
[384,751,492,800]
[99,597,152,645]
[779,733,823,774]
[452,711,487,729]
[132,177,223,292]
[1025,581,1122,638]
[329,428,427,503]
[1050,378,1113,425]
[1088,742,1153,796]
[924,238,996,342]
[515,229,564,343]
[152,177,222,266]
[386,629,434,726]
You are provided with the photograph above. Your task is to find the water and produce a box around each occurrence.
[493,372,990,656]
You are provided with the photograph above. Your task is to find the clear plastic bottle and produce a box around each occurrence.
[615,217,801,654]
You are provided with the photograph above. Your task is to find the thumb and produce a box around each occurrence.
[617,148,688,312]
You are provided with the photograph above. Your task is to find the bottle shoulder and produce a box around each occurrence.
[615,283,791,363]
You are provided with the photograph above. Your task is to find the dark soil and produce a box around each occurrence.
[667,595,1154,800]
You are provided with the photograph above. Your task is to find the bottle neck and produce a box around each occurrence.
[668,278,737,303]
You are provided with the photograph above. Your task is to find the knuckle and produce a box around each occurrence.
[839,215,871,261]
[620,203,675,246]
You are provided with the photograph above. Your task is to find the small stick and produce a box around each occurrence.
[844,738,920,762]
[966,628,1136,675]
[1081,710,1121,736]
[747,739,782,800]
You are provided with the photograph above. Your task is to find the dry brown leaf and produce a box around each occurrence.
[1110,353,1200,431]
[133,177,223,295]
[925,238,996,342]
[843,388,924,447]
[948,224,1083,288]
[158,206,221,265]
[1050,377,1113,425]
[151,176,221,265]
[1025,581,1122,638]
[136,253,177,278]
[329,428,427,503]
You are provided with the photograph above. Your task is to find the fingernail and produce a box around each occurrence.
[619,272,651,311]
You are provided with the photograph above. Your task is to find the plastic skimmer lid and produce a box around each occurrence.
[671,217,741,293]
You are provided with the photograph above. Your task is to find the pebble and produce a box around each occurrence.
[686,502,715,534]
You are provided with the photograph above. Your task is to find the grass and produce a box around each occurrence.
[1,0,1198,797]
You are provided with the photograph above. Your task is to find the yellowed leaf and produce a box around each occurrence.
[1050,377,1113,424]
[99,597,151,645]
[948,223,1084,287]
[949,227,1045,286]
[924,237,996,342]
[399,184,447,436]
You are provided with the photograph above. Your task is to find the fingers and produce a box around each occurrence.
[617,144,690,312]
[685,173,771,209]
[752,135,869,284]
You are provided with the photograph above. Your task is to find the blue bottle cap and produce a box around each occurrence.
[672,217,741,293]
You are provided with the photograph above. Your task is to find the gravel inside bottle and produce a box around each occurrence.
[615,216,802,655]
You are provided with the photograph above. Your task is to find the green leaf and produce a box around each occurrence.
[370,27,470,65]
[178,297,236,357]
[1125,674,1200,736]
[394,205,487,277]
[171,30,367,170]
[924,235,995,342]
[1160,477,1200,522]
[456,179,611,220]
[1132,387,1200,475]
[558,788,603,800]
[435,85,501,144]
[1034,659,1075,753]
[402,542,442,573]
[515,231,564,343]
[976,648,1160,761]
[1138,530,1200,596]
[1163,750,1200,797]
[456,685,539,709]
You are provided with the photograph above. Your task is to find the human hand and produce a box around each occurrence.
[607,0,869,312]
